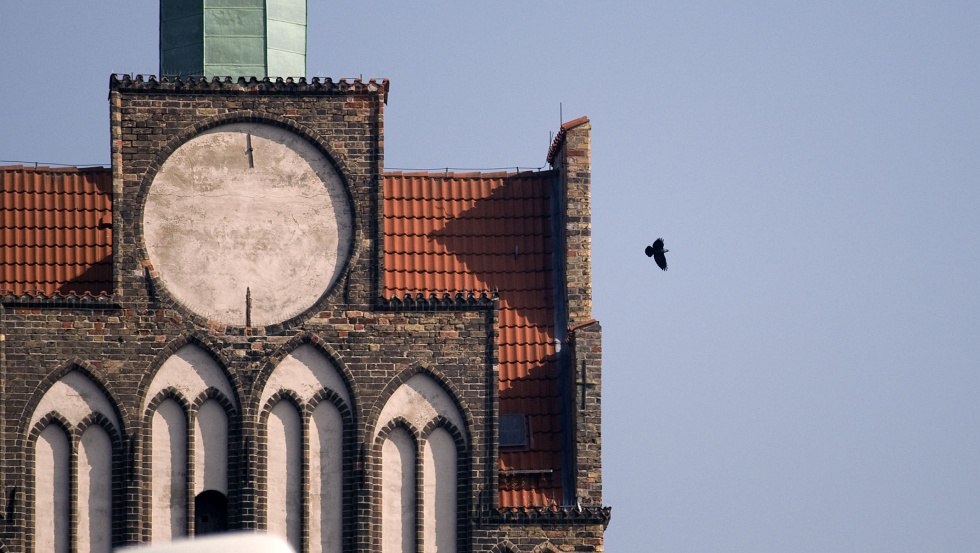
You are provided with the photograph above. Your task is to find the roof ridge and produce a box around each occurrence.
[384,170,552,178]
[0,165,110,173]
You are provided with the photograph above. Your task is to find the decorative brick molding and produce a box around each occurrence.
[109,74,390,101]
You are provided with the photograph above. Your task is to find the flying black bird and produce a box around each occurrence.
[645,238,669,270]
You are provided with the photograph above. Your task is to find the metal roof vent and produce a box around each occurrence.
[160,0,307,79]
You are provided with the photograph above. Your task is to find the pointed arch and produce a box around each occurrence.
[26,360,124,438]
[142,342,239,414]
[194,398,229,496]
[308,391,347,553]
[34,423,70,553]
[370,365,472,448]
[377,421,420,553]
[191,385,239,497]
[259,342,352,408]
[530,543,560,553]
[257,334,357,412]
[422,427,456,553]
[29,413,74,444]
[145,387,193,416]
[420,419,468,553]
[141,343,242,540]
[150,396,188,540]
[371,368,472,553]
[27,369,123,553]
[143,384,193,523]
[487,541,521,553]
[77,424,112,553]
[374,372,468,448]
[77,411,125,553]
[264,395,303,551]
[256,341,355,553]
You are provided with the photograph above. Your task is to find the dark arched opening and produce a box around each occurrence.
[195,490,228,535]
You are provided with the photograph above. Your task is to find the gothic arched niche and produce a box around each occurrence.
[143,344,238,413]
[260,344,351,407]
[144,344,237,539]
[381,426,416,553]
[375,374,467,443]
[194,399,229,496]
[266,399,302,550]
[310,398,344,552]
[375,374,467,553]
[260,344,350,552]
[30,370,121,432]
[78,424,112,553]
[35,424,70,553]
[151,398,187,540]
[30,370,119,553]
[423,427,457,553]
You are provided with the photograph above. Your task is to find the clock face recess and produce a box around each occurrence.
[142,122,353,327]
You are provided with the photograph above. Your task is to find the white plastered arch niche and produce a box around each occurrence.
[142,122,353,327]
[377,374,466,553]
[260,344,349,553]
[142,345,238,540]
[30,370,119,553]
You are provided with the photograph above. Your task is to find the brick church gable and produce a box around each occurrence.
[0,62,607,553]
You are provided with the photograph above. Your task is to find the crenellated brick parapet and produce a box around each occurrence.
[110,74,389,101]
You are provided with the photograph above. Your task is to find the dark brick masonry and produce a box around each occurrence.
[0,75,609,552]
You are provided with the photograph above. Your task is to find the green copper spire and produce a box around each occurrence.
[160,0,307,79]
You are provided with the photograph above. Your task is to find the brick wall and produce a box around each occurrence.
[551,118,593,326]
[0,77,609,552]
[570,322,603,507]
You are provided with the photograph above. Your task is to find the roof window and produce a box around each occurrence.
[499,413,529,449]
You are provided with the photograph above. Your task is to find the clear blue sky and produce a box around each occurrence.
[3,2,980,551]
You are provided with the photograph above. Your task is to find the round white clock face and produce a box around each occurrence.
[143,122,352,326]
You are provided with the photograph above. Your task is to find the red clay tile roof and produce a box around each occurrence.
[2,164,564,505]
[0,166,112,298]
[383,171,563,507]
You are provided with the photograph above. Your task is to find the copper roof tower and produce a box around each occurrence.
[160,0,307,78]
